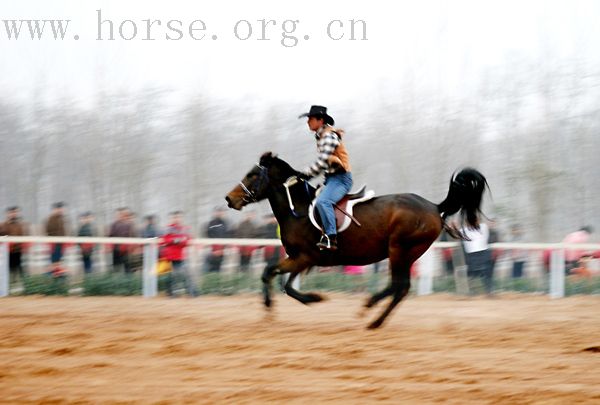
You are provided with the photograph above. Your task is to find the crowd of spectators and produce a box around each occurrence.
[440,219,597,296]
[0,203,283,289]
[1,203,598,296]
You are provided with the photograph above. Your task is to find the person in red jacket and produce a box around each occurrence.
[161,211,197,297]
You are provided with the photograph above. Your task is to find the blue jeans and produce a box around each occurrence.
[82,253,93,274]
[51,244,63,263]
[315,172,353,235]
[512,261,525,278]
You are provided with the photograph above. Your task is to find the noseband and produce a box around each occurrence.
[239,164,269,203]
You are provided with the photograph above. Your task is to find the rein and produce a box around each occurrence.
[283,176,310,218]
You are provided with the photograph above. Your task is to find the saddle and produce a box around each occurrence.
[309,185,375,233]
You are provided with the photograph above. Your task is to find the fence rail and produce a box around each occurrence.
[1,236,599,298]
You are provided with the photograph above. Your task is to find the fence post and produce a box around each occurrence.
[549,249,565,298]
[452,245,469,296]
[0,240,8,297]
[417,248,435,296]
[143,241,159,298]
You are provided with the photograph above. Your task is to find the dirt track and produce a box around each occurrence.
[1,293,599,404]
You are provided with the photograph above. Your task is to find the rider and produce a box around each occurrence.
[298,105,353,251]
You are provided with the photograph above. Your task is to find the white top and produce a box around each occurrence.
[461,223,490,253]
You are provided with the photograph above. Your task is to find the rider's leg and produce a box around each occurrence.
[315,172,353,249]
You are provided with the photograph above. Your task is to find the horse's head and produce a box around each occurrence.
[225,152,295,210]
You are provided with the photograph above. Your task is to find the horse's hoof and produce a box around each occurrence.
[303,293,325,304]
[367,320,383,329]
[364,297,377,308]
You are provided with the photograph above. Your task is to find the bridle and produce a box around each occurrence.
[239,163,311,217]
[239,164,269,203]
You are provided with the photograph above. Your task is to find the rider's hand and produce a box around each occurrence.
[296,172,311,181]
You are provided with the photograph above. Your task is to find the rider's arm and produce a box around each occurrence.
[303,132,340,178]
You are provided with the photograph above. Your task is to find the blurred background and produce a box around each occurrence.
[1,0,599,241]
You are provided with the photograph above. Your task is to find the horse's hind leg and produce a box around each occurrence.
[358,284,394,319]
[367,284,409,328]
[367,244,422,329]
[367,277,409,329]
[364,285,394,309]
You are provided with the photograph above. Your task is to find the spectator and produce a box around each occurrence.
[204,207,230,273]
[109,207,136,273]
[77,212,96,275]
[127,211,143,271]
[542,248,552,274]
[161,211,197,297]
[45,202,68,273]
[510,224,527,278]
[461,220,494,296]
[142,215,159,238]
[128,211,140,237]
[234,211,260,273]
[563,226,594,274]
[0,206,29,283]
[487,218,502,275]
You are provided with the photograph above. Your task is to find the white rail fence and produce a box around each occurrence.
[1,236,599,298]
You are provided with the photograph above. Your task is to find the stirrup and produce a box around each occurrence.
[316,234,337,251]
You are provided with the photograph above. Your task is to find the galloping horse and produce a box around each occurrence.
[226,152,488,329]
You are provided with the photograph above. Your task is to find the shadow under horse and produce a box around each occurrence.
[226,152,488,329]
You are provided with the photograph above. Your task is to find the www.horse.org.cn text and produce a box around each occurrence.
[1,9,368,47]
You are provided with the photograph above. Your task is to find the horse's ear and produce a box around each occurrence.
[259,151,277,165]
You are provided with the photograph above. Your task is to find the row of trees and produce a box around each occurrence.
[1,58,598,240]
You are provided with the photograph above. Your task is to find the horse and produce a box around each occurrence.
[225,152,488,329]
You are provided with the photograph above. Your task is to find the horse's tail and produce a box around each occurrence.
[437,168,489,236]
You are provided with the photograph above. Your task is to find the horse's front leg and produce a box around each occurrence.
[261,263,279,308]
[261,256,314,308]
[283,269,326,305]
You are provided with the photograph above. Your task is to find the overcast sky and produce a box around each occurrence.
[1,0,599,107]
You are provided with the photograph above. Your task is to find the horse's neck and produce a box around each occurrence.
[267,182,312,226]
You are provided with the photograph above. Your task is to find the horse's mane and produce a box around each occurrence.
[260,152,298,179]
[259,152,316,200]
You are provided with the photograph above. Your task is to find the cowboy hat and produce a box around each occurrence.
[298,105,335,126]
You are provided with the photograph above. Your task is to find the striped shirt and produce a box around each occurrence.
[304,126,340,178]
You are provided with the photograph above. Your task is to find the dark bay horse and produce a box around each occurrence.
[226,152,488,329]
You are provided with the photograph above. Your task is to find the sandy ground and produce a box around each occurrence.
[1,293,599,404]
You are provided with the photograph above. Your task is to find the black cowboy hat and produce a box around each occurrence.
[298,105,335,126]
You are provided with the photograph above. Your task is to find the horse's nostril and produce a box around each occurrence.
[225,196,232,205]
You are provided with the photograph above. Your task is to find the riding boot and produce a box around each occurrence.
[317,234,338,251]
